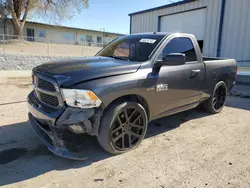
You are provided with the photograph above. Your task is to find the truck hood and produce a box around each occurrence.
[33,56,141,87]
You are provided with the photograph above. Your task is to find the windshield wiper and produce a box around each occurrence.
[106,55,130,61]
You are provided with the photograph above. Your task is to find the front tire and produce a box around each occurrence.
[97,101,148,155]
[204,81,227,113]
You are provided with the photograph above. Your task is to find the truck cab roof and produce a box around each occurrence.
[129,32,171,37]
[129,32,194,37]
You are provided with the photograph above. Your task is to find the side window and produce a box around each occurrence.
[161,37,197,62]
[38,30,46,37]
[86,36,93,42]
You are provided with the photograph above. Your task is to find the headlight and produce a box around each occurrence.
[61,89,102,108]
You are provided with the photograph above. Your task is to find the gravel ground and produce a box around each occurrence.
[0,55,67,70]
[0,73,250,188]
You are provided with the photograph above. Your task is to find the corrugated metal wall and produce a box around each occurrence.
[221,0,250,66]
[130,0,222,57]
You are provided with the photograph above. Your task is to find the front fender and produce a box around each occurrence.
[72,68,157,120]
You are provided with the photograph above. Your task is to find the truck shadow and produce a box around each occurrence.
[0,108,212,186]
[225,96,250,111]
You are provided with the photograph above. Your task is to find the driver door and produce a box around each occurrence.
[154,37,204,116]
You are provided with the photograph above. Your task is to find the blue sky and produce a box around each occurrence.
[32,0,172,34]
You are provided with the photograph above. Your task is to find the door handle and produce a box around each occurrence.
[190,69,201,78]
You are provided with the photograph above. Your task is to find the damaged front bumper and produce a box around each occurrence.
[28,91,103,160]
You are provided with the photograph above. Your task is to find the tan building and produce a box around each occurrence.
[0,20,123,46]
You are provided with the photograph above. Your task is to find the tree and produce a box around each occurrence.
[0,1,8,34]
[0,0,89,38]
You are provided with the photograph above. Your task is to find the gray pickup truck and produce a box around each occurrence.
[28,32,237,159]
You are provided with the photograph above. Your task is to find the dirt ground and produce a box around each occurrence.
[0,71,250,188]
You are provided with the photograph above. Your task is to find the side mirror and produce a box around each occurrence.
[155,53,186,67]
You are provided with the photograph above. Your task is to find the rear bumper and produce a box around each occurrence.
[229,81,236,92]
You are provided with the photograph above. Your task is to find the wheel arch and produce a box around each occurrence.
[218,73,230,90]
[103,94,150,121]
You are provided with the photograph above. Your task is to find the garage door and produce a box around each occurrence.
[160,8,207,41]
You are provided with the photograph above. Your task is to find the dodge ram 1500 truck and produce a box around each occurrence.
[28,32,237,159]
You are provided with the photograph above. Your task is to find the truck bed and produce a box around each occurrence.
[202,56,237,96]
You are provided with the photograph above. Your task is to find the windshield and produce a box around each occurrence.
[97,34,165,62]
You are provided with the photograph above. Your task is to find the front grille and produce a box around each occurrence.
[34,73,62,108]
[38,91,59,107]
[37,78,56,91]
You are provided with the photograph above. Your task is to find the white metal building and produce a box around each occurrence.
[129,0,250,67]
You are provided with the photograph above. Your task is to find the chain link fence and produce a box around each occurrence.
[0,34,104,57]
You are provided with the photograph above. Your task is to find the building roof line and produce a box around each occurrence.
[128,0,197,16]
[6,19,124,35]
[26,20,124,35]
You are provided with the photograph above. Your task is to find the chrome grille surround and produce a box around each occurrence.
[33,73,63,108]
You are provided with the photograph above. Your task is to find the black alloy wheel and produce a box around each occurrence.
[212,84,227,110]
[110,107,146,151]
[98,101,148,154]
[204,81,227,113]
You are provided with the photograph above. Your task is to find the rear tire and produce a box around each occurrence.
[97,101,148,155]
[203,81,227,113]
